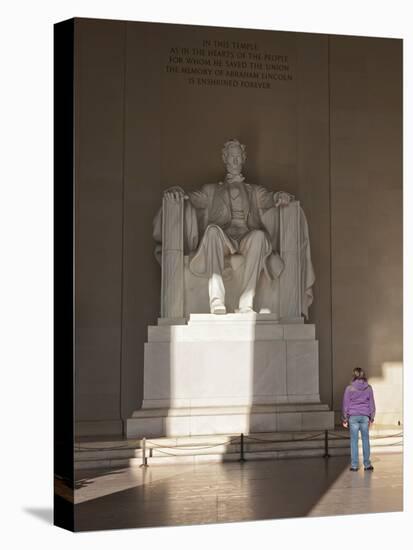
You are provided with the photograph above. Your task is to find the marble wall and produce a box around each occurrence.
[329,36,403,423]
[73,19,402,435]
[75,20,126,435]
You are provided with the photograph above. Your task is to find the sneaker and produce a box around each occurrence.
[364,465,374,471]
[349,467,358,472]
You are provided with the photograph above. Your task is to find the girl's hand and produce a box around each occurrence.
[342,421,348,428]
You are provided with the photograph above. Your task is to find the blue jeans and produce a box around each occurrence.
[349,415,371,469]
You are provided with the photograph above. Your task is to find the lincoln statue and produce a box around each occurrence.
[153,139,314,316]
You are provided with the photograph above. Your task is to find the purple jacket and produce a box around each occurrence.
[342,380,376,421]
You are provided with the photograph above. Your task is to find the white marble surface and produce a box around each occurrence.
[142,320,319,409]
[183,254,282,316]
[161,195,184,318]
[127,315,333,438]
[188,312,280,323]
[127,404,334,438]
[148,316,315,343]
[286,340,320,396]
[143,339,319,407]
[368,362,403,426]
[279,200,301,319]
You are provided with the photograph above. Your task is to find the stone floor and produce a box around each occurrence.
[74,452,403,531]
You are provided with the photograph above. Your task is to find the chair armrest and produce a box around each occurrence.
[161,195,185,318]
[279,200,302,320]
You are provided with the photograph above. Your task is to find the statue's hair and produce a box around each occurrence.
[222,139,247,163]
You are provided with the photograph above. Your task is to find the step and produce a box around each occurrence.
[74,427,403,469]
[148,322,315,342]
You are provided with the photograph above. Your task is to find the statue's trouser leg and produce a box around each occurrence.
[238,230,270,311]
[202,225,227,308]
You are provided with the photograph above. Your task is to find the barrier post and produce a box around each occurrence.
[140,437,149,468]
[239,433,246,462]
[323,430,330,458]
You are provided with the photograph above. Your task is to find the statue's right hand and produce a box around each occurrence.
[163,186,188,201]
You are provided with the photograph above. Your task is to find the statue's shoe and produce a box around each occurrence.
[235,307,256,314]
[210,302,227,315]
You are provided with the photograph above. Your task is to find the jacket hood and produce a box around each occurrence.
[352,379,369,390]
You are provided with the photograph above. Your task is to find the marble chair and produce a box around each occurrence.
[160,195,306,323]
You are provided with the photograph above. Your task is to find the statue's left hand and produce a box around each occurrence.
[163,186,189,201]
[274,191,294,207]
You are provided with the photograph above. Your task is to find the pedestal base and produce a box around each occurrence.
[127,403,334,438]
[127,314,334,438]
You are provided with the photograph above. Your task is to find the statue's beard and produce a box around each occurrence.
[225,172,245,184]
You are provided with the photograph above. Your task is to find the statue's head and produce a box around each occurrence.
[222,139,247,176]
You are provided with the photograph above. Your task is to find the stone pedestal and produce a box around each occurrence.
[127,314,334,438]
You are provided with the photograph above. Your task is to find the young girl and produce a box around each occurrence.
[342,367,376,472]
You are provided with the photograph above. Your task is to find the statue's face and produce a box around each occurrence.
[224,145,244,175]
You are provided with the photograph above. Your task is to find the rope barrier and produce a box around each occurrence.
[139,437,149,467]
[239,433,246,462]
[368,440,403,448]
[75,438,158,452]
[74,430,403,461]
[148,447,187,458]
[244,432,325,444]
[75,437,241,452]
[326,431,403,441]
[145,437,240,451]
[75,445,131,452]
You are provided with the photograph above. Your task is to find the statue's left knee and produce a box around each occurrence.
[248,229,266,243]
